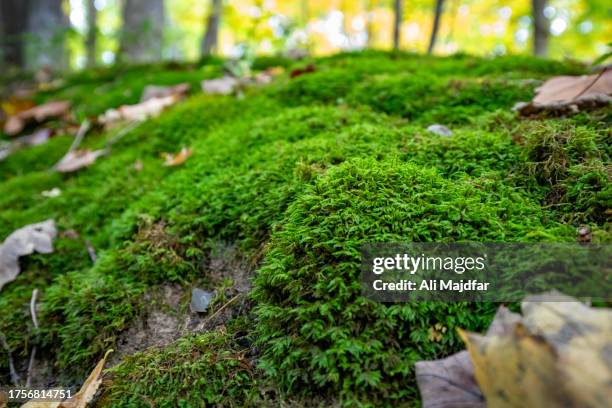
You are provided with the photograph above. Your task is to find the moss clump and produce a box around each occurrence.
[101,322,258,407]
[519,116,611,223]
[252,158,568,404]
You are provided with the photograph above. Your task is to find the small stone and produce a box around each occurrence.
[427,124,453,137]
[190,288,214,313]
[577,226,592,243]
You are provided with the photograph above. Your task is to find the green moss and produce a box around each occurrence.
[0,52,607,403]
[101,321,258,407]
[252,158,570,405]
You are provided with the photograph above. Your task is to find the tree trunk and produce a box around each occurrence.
[201,0,222,56]
[119,0,165,63]
[27,0,69,71]
[393,0,402,50]
[86,0,97,68]
[365,0,374,47]
[0,0,30,69]
[427,0,444,54]
[532,0,548,57]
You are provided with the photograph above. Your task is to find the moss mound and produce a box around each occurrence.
[253,158,566,403]
[0,51,608,405]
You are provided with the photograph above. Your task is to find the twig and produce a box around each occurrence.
[26,288,40,387]
[26,348,36,388]
[572,66,608,101]
[201,294,242,327]
[30,289,39,330]
[0,331,20,386]
[105,121,140,149]
[85,240,97,263]
[66,119,91,154]
[53,118,91,169]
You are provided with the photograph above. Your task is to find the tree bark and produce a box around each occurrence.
[86,0,97,68]
[0,0,30,69]
[27,0,69,71]
[393,0,402,50]
[201,0,222,56]
[119,0,165,63]
[427,0,444,54]
[532,0,548,57]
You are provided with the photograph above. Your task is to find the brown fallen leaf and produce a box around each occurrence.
[0,128,53,162]
[140,83,190,103]
[4,101,70,136]
[201,76,240,95]
[290,64,316,79]
[162,147,192,166]
[0,220,57,292]
[416,351,485,408]
[98,95,179,127]
[20,350,112,408]
[59,349,113,408]
[416,307,520,408]
[1,98,36,116]
[460,292,611,408]
[514,69,612,115]
[21,401,60,408]
[54,149,107,173]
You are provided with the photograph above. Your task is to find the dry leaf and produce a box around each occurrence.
[98,95,179,126]
[0,128,52,162]
[21,401,60,408]
[416,307,520,408]
[4,101,70,136]
[140,83,190,102]
[20,350,112,408]
[41,188,62,198]
[54,149,107,173]
[460,292,611,408]
[0,220,56,292]
[201,76,240,95]
[1,98,36,116]
[515,69,612,115]
[290,64,316,79]
[416,351,485,408]
[162,147,192,166]
[59,349,113,408]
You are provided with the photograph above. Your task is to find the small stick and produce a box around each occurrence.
[30,289,39,330]
[0,331,20,386]
[572,67,608,101]
[85,240,97,263]
[53,119,91,170]
[105,121,140,149]
[201,294,242,328]
[67,119,91,153]
[26,289,40,388]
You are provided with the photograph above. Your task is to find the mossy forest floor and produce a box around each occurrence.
[0,51,610,407]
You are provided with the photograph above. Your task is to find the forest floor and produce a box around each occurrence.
[0,51,610,407]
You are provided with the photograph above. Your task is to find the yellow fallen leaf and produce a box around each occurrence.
[459,292,612,408]
[59,349,113,408]
[162,147,192,166]
[19,350,112,408]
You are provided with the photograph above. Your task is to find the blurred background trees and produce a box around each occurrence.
[0,0,609,73]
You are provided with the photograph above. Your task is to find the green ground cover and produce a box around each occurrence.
[0,51,610,407]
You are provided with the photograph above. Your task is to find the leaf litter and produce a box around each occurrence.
[0,220,57,292]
